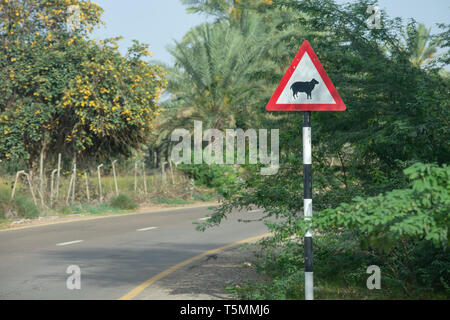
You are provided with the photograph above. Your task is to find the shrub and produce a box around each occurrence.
[178,164,238,191]
[0,192,39,220]
[110,194,138,210]
[306,163,449,249]
[13,195,40,219]
[154,197,192,205]
[242,163,450,299]
[192,192,214,202]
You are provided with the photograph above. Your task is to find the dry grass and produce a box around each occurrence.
[0,168,215,219]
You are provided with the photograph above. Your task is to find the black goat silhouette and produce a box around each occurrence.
[291,79,319,100]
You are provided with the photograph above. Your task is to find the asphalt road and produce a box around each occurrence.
[0,206,270,300]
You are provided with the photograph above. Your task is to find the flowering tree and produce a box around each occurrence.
[0,0,166,169]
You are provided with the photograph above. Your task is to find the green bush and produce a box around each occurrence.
[110,194,138,210]
[178,163,238,192]
[154,197,192,205]
[13,195,40,219]
[0,191,39,220]
[192,192,214,202]
[230,163,450,299]
[306,163,449,249]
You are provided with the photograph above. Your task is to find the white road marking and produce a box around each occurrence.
[198,217,210,221]
[249,209,263,213]
[56,240,83,246]
[137,227,158,232]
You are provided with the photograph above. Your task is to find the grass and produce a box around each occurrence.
[230,274,447,300]
[0,170,216,229]
[153,197,193,205]
[59,203,120,216]
[110,194,138,210]
[0,182,40,220]
[227,236,450,300]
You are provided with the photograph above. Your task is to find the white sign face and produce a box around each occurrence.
[276,52,336,105]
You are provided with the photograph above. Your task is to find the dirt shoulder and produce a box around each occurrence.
[0,201,219,231]
[135,243,265,300]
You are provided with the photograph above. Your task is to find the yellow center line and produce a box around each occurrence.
[118,232,272,300]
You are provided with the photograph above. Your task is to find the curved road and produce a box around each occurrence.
[0,206,269,300]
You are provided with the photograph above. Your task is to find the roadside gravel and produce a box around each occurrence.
[136,243,265,300]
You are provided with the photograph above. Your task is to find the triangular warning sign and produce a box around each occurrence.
[266,41,346,111]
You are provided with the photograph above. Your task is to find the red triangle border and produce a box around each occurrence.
[266,41,346,111]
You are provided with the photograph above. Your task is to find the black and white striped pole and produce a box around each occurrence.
[303,111,313,300]
[265,40,347,300]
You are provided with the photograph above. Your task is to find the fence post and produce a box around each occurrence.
[161,161,167,185]
[71,159,77,205]
[112,160,119,196]
[134,161,138,193]
[66,174,74,206]
[24,172,37,206]
[39,152,44,203]
[56,153,61,199]
[97,164,103,203]
[169,160,175,185]
[84,171,90,203]
[11,170,25,200]
[50,169,58,208]
[142,162,147,195]
[189,178,195,198]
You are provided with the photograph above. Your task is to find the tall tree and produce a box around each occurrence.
[160,0,309,133]
[0,0,166,170]
[405,22,438,68]
[200,0,450,227]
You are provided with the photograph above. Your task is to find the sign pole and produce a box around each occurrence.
[303,111,313,300]
[265,40,346,300]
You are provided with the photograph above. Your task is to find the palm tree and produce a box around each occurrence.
[166,18,277,131]
[181,0,265,23]
[150,2,309,158]
[405,22,438,68]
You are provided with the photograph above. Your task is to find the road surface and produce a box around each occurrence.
[0,205,270,300]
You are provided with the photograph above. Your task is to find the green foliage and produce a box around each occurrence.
[151,4,306,158]
[12,195,40,219]
[109,193,138,210]
[308,163,449,249]
[164,18,276,130]
[0,190,39,219]
[0,0,166,168]
[235,163,450,299]
[192,192,214,202]
[61,203,119,215]
[198,0,449,232]
[181,0,450,299]
[154,197,193,205]
[405,21,439,68]
[178,163,239,197]
[234,234,449,300]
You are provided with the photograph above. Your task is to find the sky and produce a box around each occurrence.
[91,0,450,66]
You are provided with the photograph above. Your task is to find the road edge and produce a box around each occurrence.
[0,202,219,233]
[119,233,272,300]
